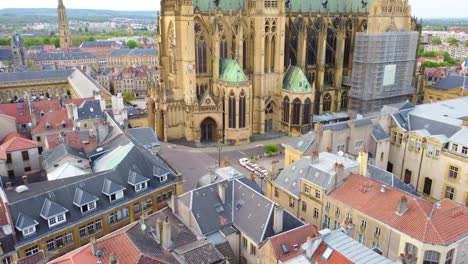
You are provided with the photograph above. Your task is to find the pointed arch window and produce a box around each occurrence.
[228,90,236,128]
[326,28,336,66]
[195,23,207,74]
[292,98,301,126]
[168,25,176,74]
[323,93,332,112]
[303,98,311,125]
[341,92,348,110]
[219,24,228,59]
[283,96,290,123]
[239,90,246,128]
[344,30,352,68]
[307,27,318,65]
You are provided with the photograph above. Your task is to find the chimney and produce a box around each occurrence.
[155,218,163,244]
[161,217,172,249]
[21,175,28,185]
[218,183,226,204]
[90,237,98,256]
[5,182,12,190]
[271,160,280,175]
[109,255,118,264]
[357,149,368,177]
[66,104,78,121]
[311,151,320,164]
[396,195,408,216]
[169,193,178,215]
[273,206,284,234]
[334,163,345,187]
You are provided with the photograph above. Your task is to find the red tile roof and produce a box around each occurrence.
[16,251,46,264]
[329,174,468,246]
[0,103,30,123]
[31,109,72,135]
[268,224,319,262]
[424,68,447,79]
[313,241,352,264]
[0,132,39,160]
[45,131,97,153]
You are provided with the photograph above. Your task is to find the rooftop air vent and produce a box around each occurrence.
[15,185,29,193]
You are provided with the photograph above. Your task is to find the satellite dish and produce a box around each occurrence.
[338,151,344,157]
[140,223,147,231]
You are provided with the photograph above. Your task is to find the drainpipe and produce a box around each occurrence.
[399,134,409,178]
[415,142,426,192]
[385,228,393,258]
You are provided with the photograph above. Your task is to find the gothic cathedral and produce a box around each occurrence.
[149,0,417,145]
[58,0,72,49]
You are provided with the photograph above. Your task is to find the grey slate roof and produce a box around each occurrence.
[322,229,399,264]
[354,118,372,127]
[0,49,13,62]
[128,170,150,186]
[449,128,468,146]
[283,131,315,154]
[37,51,96,61]
[109,48,157,57]
[102,179,126,195]
[0,69,73,83]
[173,240,225,264]
[42,144,88,170]
[15,213,39,230]
[40,199,68,219]
[371,124,389,142]
[366,165,419,197]
[153,165,170,177]
[73,188,99,207]
[429,75,468,90]
[179,176,304,244]
[127,127,160,150]
[6,142,178,247]
[80,40,122,48]
[77,100,105,120]
[321,122,349,131]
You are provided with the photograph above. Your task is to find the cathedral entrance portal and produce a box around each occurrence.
[200,117,217,143]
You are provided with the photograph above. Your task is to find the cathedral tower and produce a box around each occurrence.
[58,0,72,49]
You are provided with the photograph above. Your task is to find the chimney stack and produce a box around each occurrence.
[311,151,320,164]
[396,195,408,216]
[218,183,226,204]
[90,237,98,256]
[314,123,321,131]
[5,182,12,190]
[155,218,163,244]
[66,104,78,122]
[273,206,284,234]
[334,163,345,187]
[358,149,368,177]
[169,193,178,215]
[161,217,172,249]
[271,160,280,176]
[21,175,28,185]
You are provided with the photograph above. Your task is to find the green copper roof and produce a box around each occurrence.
[219,58,248,83]
[193,0,244,12]
[289,0,374,13]
[282,66,312,93]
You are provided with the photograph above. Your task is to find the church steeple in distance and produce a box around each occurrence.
[58,0,72,49]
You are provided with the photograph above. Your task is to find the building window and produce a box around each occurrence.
[55,235,64,248]
[6,154,12,164]
[423,250,440,264]
[135,182,148,192]
[391,132,397,144]
[335,207,340,217]
[416,139,421,152]
[375,227,381,237]
[340,92,348,110]
[22,226,36,236]
[65,232,73,244]
[108,214,115,225]
[46,239,55,251]
[21,151,29,161]
[82,201,97,213]
[462,146,468,155]
[291,98,301,126]
[283,96,290,123]
[435,145,441,157]
[110,191,124,202]
[133,203,140,213]
[2,256,12,264]
[398,134,403,145]
[239,90,246,128]
[333,220,339,230]
[304,185,310,194]
[355,140,364,150]
[448,166,458,180]
[323,215,330,229]
[228,90,236,129]
[289,197,295,208]
[405,243,418,261]
[274,187,279,197]
[301,201,307,212]
[250,243,256,256]
[315,190,321,199]
[409,137,415,150]
[242,236,248,249]
[451,144,458,152]
[87,222,95,234]
[79,225,86,238]
[303,98,311,125]
[361,220,367,230]
[313,208,319,218]
[372,242,380,249]
[445,186,455,200]
[427,143,433,156]
[358,234,366,245]
[96,219,103,230]
[445,249,454,264]
[325,202,330,211]
[337,144,345,153]
[323,93,332,112]
[25,246,39,256]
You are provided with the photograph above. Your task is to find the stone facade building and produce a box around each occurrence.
[149,0,420,144]
[57,0,72,49]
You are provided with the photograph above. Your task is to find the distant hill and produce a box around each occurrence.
[0,8,157,21]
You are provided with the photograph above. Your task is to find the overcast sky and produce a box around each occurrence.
[0,0,465,18]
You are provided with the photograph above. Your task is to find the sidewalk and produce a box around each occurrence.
[163,136,291,153]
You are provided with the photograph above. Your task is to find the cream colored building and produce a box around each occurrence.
[150,0,419,144]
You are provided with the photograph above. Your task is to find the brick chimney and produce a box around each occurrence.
[90,237,98,256]
[21,175,28,185]
[273,206,284,234]
[358,149,368,177]
[218,183,226,204]
[311,151,320,164]
[396,195,408,216]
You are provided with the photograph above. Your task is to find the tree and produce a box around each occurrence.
[123,92,136,103]
[431,38,442,45]
[79,28,83,33]
[465,42,468,48]
[445,37,459,47]
[87,36,96,42]
[85,27,89,33]
[126,40,137,49]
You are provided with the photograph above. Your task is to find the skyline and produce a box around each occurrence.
[0,0,466,19]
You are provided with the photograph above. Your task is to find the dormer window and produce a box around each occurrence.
[102,179,126,202]
[16,213,39,237]
[128,170,150,193]
[45,122,51,130]
[40,110,45,117]
[61,121,67,128]
[23,226,36,236]
[153,166,169,183]
[40,199,68,228]
[135,182,148,192]
[81,201,96,213]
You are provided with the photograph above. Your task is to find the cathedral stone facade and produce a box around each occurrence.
[149,0,418,145]
[58,0,72,49]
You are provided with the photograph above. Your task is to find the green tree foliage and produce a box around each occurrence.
[0,38,9,45]
[419,51,438,58]
[87,36,96,42]
[126,40,137,49]
[431,38,442,45]
[264,144,280,153]
[445,37,459,46]
[123,92,136,103]
[465,42,468,48]
[421,61,449,68]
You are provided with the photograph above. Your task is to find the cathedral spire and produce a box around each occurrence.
[58,0,64,8]
[58,0,72,49]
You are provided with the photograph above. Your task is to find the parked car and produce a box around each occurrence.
[239,158,250,166]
